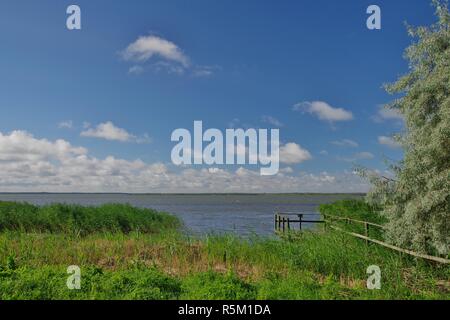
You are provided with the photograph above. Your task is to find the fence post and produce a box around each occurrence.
[287,217,291,231]
[274,214,278,232]
[298,214,303,231]
[282,217,286,233]
[364,222,369,245]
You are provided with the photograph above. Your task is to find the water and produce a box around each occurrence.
[0,193,363,236]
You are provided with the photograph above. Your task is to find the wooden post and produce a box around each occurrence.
[298,214,303,231]
[364,222,369,245]
[287,217,291,231]
[274,214,278,232]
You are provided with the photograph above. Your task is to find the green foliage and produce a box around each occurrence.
[364,0,450,255]
[181,271,257,300]
[256,271,356,300]
[0,265,182,300]
[0,201,180,235]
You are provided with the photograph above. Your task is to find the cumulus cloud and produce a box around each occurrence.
[293,101,353,122]
[378,136,401,149]
[122,35,218,77]
[0,130,369,193]
[280,143,312,164]
[122,35,190,67]
[81,122,151,143]
[0,130,86,163]
[331,139,358,148]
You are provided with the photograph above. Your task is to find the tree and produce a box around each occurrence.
[364,0,450,255]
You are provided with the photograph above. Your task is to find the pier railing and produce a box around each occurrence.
[274,212,324,232]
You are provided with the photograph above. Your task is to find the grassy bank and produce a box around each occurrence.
[0,201,448,300]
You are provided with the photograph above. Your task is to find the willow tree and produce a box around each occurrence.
[365,0,450,255]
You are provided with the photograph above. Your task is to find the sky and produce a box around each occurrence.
[0,0,438,193]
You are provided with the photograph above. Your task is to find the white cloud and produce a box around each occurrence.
[192,65,220,78]
[81,122,150,143]
[280,143,312,164]
[293,101,353,122]
[261,115,284,127]
[279,167,293,174]
[151,61,185,75]
[122,35,219,78]
[122,35,190,67]
[378,136,401,149]
[58,120,73,129]
[373,105,404,123]
[0,130,369,193]
[331,139,358,148]
[0,130,86,163]
[128,65,145,75]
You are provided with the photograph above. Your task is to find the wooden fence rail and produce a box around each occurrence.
[274,212,450,265]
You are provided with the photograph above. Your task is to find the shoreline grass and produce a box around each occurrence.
[0,202,180,235]
[0,201,448,300]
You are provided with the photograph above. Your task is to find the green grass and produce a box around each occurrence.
[319,199,387,240]
[319,199,385,224]
[0,202,180,235]
[0,200,448,300]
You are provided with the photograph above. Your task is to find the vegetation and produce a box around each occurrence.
[0,201,448,300]
[0,202,180,235]
[319,200,386,240]
[319,200,385,225]
[361,0,450,256]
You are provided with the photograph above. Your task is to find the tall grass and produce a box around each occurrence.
[0,202,180,235]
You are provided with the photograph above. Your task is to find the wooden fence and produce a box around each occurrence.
[274,212,450,265]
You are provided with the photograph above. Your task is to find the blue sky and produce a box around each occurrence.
[0,0,437,192]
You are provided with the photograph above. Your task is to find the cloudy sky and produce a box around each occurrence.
[0,0,434,193]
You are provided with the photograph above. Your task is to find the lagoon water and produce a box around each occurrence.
[0,193,363,236]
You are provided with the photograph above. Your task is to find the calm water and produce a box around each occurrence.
[0,194,363,236]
